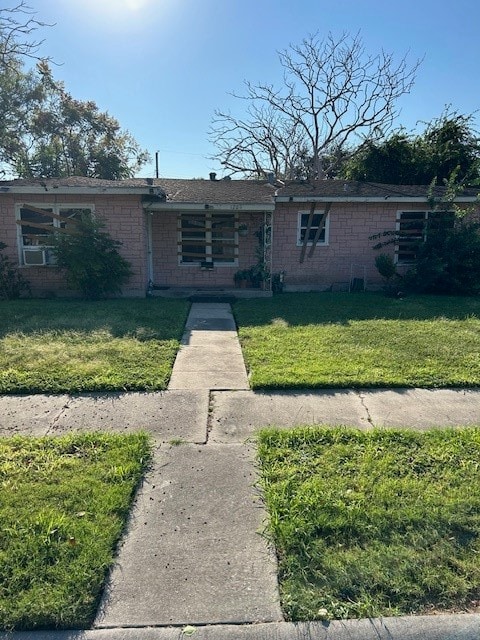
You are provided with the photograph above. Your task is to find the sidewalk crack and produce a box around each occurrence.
[357,391,374,427]
[46,397,72,435]
[205,390,215,444]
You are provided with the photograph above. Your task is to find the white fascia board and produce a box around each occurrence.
[144,202,275,211]
[275,196,479,203]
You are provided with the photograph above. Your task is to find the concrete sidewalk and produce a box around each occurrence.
[1,388,479,440]
[1,302,480,640]
[4,615,480,639]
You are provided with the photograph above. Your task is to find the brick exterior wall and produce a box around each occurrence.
[151,211,264,288]
[1,193,147,297]
[3,189,478,297]
[272,201,443,291]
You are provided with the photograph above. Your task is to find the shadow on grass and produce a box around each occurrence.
[0,298,190,341]
[233,292,480,328]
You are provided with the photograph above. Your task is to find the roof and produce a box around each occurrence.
[0,176,145,188]
[153,178,276,205]
[0,176,276,205]
[276,180,480,202]
[1,176,478,204]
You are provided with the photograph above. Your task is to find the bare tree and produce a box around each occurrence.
[211,32,422,180]
[0,2,52,70]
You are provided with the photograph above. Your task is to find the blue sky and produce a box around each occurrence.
[21,0,480,178]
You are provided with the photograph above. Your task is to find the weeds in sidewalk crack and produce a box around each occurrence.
[357,391,374,427]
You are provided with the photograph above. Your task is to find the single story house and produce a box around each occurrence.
[0,175,478,297]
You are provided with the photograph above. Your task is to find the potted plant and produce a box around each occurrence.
[249,262,270,288]
[234,269,251,288]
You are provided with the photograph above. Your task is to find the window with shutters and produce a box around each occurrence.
[178,213,238,265]
[16,204,92,265]
[395,210,455,264]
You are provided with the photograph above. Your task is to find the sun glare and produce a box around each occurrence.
[81,0,155,17]
[73,0,168,32]
[124,0,152,9]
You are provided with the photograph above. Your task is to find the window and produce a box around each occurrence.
[297,210,329,246]
[178,213,237,265]
[396,210,454,263]
[17,204,92,265]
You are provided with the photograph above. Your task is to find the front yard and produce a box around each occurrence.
[257,426,480,620]
[0,299,189,394]
[2,292,480,628]
[0,432,151,630]
[234,293,480,388]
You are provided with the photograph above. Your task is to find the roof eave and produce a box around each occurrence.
[1,186,151,195]
[144,202,275,211]
[275,196,479,203]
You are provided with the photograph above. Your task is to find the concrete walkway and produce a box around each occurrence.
[168,303,249,390]
[96,303,279,628]
[1,302,480,640]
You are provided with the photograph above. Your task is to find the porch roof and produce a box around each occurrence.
[154,179,276,205]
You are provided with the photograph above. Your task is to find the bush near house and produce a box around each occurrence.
[404,219,480,295]
[51,212,132,300]
[0,242,30,300]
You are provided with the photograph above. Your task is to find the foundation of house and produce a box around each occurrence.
[149,287,272,300]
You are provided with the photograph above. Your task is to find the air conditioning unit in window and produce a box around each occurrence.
[23,248,46,265]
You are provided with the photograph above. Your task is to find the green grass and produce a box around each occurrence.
[233,293,480,388]
[257,426,480,621]
[0,298,189,393]
[0,432,152,630]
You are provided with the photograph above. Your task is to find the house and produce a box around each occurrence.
[273,180,479,291]
[0,175,478,297]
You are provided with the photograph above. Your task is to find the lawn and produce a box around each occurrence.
[0,432,151,630]
[233,292,480,388]
[0,298,189,394]
[257,426,480,621]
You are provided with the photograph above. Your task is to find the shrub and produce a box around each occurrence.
[0,243,31,300]
[374,253,403,297]
[375,253,396,280]
[405,219,480,295]
[51,213,133,299]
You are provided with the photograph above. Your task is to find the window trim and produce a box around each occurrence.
[16,203,94,266]
[177,212,239,267]
[296,210,329,247]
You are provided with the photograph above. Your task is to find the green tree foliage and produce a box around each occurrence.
[343,111,480,186]
[0,62,150,179]
[343,132,423,184]
[51,213,133,299]
[421,112,480,185]
[0,5,149,179]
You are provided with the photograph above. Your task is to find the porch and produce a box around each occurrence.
[145,206,273,293]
